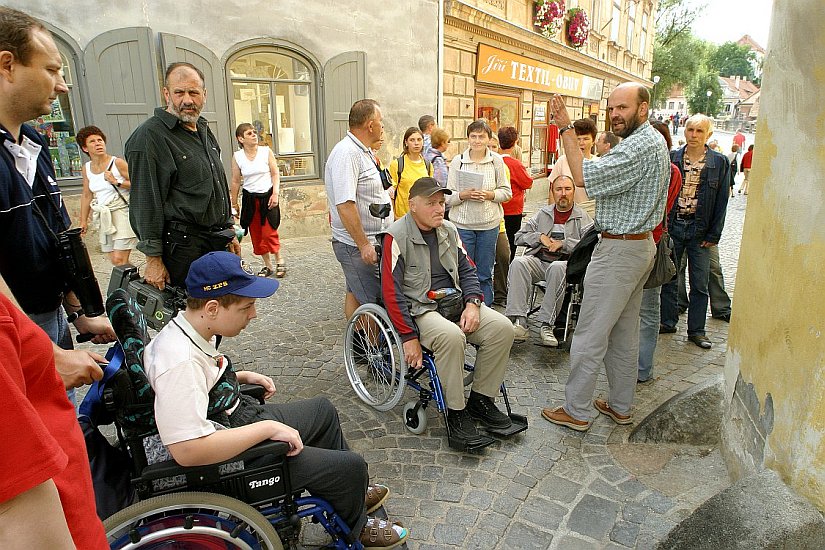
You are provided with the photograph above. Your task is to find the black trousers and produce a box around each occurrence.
[162,225,226,287]
[504,214,523,262]
[229,396,368,533]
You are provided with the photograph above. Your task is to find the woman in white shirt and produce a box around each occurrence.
[230,123,284,278]
[77,125,136,266]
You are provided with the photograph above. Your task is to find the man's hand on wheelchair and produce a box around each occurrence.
[403,339,424,370]
[237,371,276,399]
[459,303,481,333]
[266,420,304,457]
[53,346,105,389]
[73,314,117,344]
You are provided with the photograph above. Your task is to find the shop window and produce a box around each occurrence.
[476,92,519,135]
[228,49,317,180]
[26,51,82,180]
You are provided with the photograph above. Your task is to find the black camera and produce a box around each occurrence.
[57,227,104,317]
[107,264,187,331]
[369,202,392,219]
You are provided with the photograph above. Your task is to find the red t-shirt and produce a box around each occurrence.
[733,133,746,148]
[502,155,534,216]
[741,150,753,170]
[0,294,108,549]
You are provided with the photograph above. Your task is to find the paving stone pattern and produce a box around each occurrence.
[80,184,749,549]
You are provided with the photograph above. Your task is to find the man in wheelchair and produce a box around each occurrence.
[380,177,516,447]
[505,175,593,347]
[143,251,408,548]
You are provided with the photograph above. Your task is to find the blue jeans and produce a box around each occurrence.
[28,306,76,407]
[637,287,660,382]
[677,245,731,317]
[457,227,499,305]
[661,219,710,336]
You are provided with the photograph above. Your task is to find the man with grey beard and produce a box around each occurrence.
[126,62,240,288]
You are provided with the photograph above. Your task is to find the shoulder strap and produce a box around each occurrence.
[396,154,404,184]
[424,157,432,175]
[107,157,129,206]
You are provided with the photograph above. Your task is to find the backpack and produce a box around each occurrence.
[396,154,433,184]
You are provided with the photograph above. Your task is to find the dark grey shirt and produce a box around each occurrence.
[125,108,232,256]
[421,229,453,291]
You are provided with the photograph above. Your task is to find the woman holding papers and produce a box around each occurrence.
[446,119,512,305]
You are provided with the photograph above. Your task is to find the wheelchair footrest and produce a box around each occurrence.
[448,433,497,452]
[484,413,528,438]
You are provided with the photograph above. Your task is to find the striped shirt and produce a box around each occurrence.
[325,132,393,246]
[582,121,670,234]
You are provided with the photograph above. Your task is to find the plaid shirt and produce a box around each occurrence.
[582,121,670,234]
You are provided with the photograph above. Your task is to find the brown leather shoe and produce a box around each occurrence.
[541,406,591,432]
[360,517,408,549]
[594,399,633,425]
[365,483,389,514]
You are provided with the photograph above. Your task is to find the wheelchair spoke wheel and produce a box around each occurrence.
[344,303,405,411]
[104,491,283,550]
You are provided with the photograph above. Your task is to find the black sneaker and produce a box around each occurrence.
[447,408,481,440]
[466,391,512,430]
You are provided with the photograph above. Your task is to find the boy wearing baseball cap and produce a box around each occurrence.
[144,251,408,548]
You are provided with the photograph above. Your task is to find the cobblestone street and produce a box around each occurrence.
[82,180,749,549]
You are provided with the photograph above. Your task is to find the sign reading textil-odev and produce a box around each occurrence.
[475,44,604,101]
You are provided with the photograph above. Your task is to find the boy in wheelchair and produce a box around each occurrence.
[144,251,407,548]
[380,178,516,448]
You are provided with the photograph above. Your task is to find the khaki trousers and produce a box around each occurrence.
[415,305,514,410]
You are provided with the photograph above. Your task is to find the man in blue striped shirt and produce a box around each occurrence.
[542,83,669,432]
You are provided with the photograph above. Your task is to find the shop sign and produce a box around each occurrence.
[476,44,604,101]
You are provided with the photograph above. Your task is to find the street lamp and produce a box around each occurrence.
[706,89,713,116]
[652,75,660,112]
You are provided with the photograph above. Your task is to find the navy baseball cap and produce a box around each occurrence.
[186,252,279,299]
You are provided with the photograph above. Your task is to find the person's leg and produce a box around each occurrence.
[163,230,214,287]
[109,249,131,266]
[741,169,750,194]
[707,245,732,318]
[677,255,689,312]
[600,239,655,416]
[473,227,500,306]
[332,240,381,307]
[536,260,567,326]
[344,291,360,320]
[465,305,515,398]
[661,221,687,329]
[493,231,510,307]
[685,232,711,337]
[504,214,522,262]
[415,311,468,410]
[504,255,543,320]
[637,287,661,382]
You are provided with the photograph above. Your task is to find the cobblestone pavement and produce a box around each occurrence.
[81,184,749,549]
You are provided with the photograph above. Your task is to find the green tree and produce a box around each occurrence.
[687,72,723,116]
[707,41,757,81]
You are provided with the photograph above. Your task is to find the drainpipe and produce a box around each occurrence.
[437,0,445,125]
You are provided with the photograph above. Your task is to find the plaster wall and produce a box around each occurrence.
[721,0,825,512]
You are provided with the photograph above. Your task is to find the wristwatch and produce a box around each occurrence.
[66,309,84,323]
[467,298,482,307]
[559,124,575,136]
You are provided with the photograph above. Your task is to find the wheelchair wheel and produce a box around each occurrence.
[104,491,283,550]
[403,400,428,434]
[344,303,406,412]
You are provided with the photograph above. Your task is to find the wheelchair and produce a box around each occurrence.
[98,288,367,549]
[342,249,528,452]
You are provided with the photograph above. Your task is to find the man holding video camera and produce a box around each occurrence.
[0,7,115,394]
[126,62,241,290]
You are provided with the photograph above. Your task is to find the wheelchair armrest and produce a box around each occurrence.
[140,439,290,482]
[240,383,266,404]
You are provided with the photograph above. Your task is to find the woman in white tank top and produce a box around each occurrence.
[230,123,284,277]
[77,126,136,266]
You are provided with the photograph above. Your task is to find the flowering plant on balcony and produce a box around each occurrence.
[535,0,565,39]
[566,7,590,48]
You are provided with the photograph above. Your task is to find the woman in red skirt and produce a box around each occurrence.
[230,123,285,277]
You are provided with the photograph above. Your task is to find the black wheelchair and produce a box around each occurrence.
[99,288,367,549]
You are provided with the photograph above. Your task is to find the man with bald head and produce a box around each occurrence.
[660,114,729,349]
[542,83,669,432]
[126,62,240,289]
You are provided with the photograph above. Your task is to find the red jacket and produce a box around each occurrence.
[653,163,682,244]
[741,150,753,170]
[502,155,533,216]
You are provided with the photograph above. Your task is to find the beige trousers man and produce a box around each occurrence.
[415,305,514,410]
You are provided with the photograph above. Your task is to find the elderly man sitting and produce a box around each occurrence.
[505,175,593,346]
[380,177,515,449]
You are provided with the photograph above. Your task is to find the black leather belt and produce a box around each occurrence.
[676,213,695,220]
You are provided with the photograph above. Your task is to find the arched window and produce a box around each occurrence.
[228,48,318,180]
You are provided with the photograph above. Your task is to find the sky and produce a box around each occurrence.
[688,0,774,48]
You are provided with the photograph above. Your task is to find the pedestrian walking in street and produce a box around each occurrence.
[230,123,285,278]
[740,144,754,195]
[541,83,669,432]
[77,125,137,266]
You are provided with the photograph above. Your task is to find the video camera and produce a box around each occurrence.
[107,264,187,331]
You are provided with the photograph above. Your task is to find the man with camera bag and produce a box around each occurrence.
[380,177,515,448]
[126,62,241,290]
[0,7,115,394]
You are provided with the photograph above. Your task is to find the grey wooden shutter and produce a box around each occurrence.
[83,27,160,157]
[323,52,367,159]
[159,33,232,173]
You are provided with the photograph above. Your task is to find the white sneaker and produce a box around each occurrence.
[512,321,529,342]
[539,324,558,347]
